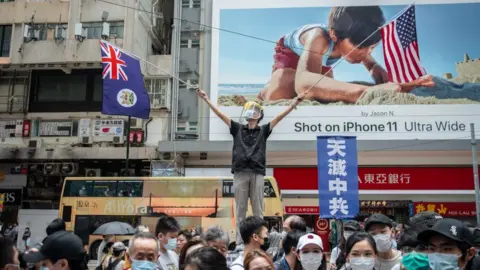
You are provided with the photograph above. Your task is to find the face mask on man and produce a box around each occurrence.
[260,236,270,252]
[131,260,157,270]
[401,251,430,270]
[165,238,177,250]
[373,234,392,252]
[299,253,323,270]
[428,253,460,270]
[349,257,375,270]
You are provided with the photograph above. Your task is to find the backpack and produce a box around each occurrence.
[95,255,108,270]
[106,258,122,270]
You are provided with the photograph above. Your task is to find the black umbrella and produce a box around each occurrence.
[93,222,135,235]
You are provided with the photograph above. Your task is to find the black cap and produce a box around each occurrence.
[407,211,443,231]
[46,218,66,236]
[24,231,85,263]
[472,228,480,246]
[344,220,361,231]
[418,218,473,247]
[364,214,393,231]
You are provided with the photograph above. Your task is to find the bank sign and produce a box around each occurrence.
[209,0,480,141]
[0,189,22,206]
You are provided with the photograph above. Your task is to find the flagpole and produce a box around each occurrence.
[125,116,131,174]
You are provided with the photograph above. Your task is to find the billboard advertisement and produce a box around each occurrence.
[210,0,480,141]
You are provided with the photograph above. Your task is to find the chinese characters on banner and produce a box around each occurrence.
[317,136,359,219]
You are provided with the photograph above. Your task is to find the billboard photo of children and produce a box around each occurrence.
[215,2,480,107]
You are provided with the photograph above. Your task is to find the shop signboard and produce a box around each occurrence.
[413,202,476,217]
[274,167,479,190]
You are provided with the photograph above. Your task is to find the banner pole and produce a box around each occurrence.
[125,116,132,174]
[470,123,480,225]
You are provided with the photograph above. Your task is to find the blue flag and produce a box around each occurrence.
[317,136,359,219]
[100,40,150,119]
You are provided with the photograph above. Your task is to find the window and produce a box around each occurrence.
[30,69,102,112]
[181,0,190,8]
[191,40,200,49]
[145,78,169,108]
[0,25,12,57]
[180,40,188,48]
[192,0,200,8]
[84,22,124,39]
[117,181,143,197]
[62,180,143,197]
[36,74,87,102]
[93,181,117,197]
[93,74,103,102]
[63,180,94,197]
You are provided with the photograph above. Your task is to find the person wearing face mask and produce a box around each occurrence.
[274,230,306,270]
[155,216,181,270]
[296,233,327,270]
[364,214,402,270]
[339,232,376,270]
[230,216,270,270]
[391,227,429,270]
[23,231,87,270]
[126,232,161,270]
[417,218,477,270]
[330,220,361,270]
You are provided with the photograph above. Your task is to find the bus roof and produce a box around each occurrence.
[64,176,276,181]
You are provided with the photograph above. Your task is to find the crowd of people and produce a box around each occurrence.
[1,211,480,270]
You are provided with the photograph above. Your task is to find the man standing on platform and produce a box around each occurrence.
[197,89,305,246]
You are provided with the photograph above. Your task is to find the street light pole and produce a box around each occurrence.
[470,123,480,225]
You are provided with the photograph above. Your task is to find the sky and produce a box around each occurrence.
[217,3,480,84]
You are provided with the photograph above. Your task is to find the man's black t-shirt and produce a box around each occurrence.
[230,120,272,175]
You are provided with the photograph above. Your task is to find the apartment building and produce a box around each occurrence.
[0,0,190,212]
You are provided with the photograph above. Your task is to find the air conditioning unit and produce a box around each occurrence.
[85,168,101,177]
[28,164,44,174]
[28,138,43,148]
[81,136,93,145]
[120,168,135,176]
[61,163,79,175]
[112,136,124,144]
[44,163,60,175]
[101,22,110,39]
[55,25,67,41]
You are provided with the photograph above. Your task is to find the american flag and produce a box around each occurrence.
[381,6,426,83]
[100,40,128,81]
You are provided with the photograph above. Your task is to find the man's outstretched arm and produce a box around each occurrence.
[196,89,231,128]
[269,91,307,130]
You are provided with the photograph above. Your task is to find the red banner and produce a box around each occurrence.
[274,167,477,190]
[413,202,476,217]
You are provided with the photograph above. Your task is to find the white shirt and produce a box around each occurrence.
[230,254,245,270]
[330,247,341,265]
[391,264,401,270]
[158,250,179,270]
[375,250,402,270]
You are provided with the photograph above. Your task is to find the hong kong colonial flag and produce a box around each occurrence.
[100,40,150,119]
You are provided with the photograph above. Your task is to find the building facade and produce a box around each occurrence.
[0,0,181,223]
